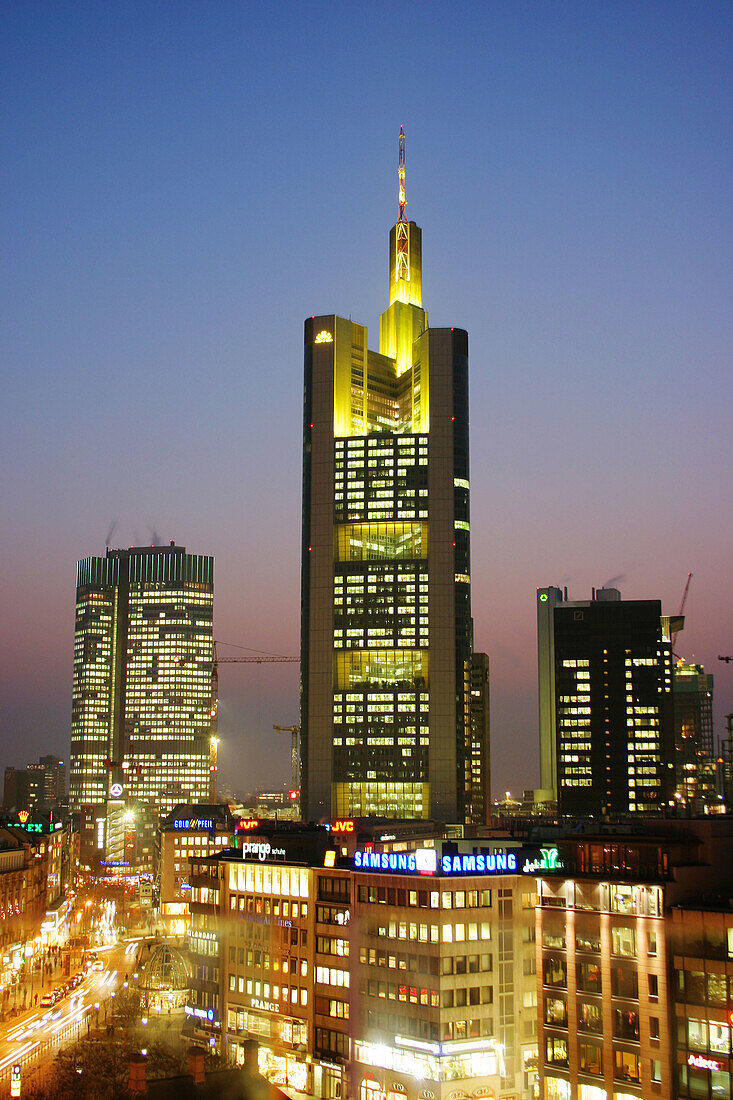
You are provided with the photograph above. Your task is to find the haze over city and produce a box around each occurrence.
[2,0,732,797]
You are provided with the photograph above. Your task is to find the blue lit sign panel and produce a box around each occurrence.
[441,851,517,875]
[354,849,437,875]
[174,818,214,831]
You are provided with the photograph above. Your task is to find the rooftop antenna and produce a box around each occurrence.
[398,124,407,222]
[396,125,409,284]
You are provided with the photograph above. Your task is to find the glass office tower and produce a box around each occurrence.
[301,156,486,824]
[70,542,213,865]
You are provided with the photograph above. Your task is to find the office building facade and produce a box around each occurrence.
[69,542,214,868]
[671,903,733,1100]
[537,586,678,817]
[537,822,733,1100]
[301,133,481,823]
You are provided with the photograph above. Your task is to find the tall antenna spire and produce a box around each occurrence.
[398,124,407,222]
[395,125,410,286]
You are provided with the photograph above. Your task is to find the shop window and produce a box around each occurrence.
[544,1079,571,1100]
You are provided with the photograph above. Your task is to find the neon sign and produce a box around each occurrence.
[688,1054,723,1071]
[331,820,355,833]
[240,840,286,862]
[110,783,124,798]
[174,818,214,831]
[236,819,260,831]
[522,847,563,874]
[354,849,437,875]
[441,851,517,875]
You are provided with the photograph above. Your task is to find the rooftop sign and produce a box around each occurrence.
[354,849,437,875]
[441,851,517,875]
[353,844,562,878]
[174,818,214,831]
[240,840,286,862]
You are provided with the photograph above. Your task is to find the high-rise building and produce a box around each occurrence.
[672,659,715,811]
[301,130,482,823]
[469,652,491,824]
[3,768,29,813]
[537,586,679,817]
[38,754,66,806]
[69,542,214,868]
[3,755,66,813]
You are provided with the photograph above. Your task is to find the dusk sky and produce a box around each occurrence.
[2,1,732,799]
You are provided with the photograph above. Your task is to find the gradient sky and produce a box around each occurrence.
[2,1,732,800]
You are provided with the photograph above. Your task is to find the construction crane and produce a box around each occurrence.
[210,641,299,803]
[273,725,301,795]
[671,572,693,653]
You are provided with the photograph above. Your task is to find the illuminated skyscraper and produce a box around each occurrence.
[69,542,214,867]
[537,585,679,817]
[673,659,715,811]
[301,130,485,823]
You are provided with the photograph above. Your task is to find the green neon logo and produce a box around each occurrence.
[539,592,548,602]
[540,847,559,870]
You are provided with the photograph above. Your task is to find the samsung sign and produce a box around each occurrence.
[441,851,517,875]
[353,846,560,877]
[354,849,438,875]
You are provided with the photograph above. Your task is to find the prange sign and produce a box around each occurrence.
[240,840,287,862]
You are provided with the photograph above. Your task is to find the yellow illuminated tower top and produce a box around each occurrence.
[379,127,428,396]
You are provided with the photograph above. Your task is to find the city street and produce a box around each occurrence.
[0,938,144,1096]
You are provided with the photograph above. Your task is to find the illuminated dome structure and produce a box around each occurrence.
[139,942,190,1011]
